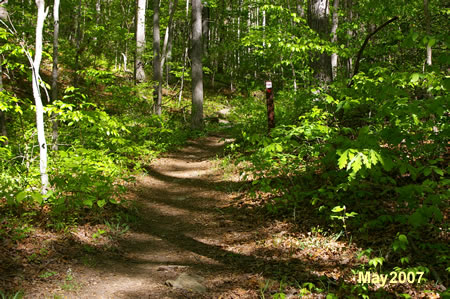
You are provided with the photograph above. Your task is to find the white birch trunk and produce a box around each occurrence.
[51,0,60,151]
[262,9,266,47]
[33,0,49,193]
[135,0,146,83]
[161,0,178,72]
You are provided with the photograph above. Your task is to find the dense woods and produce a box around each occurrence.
[0,0,448,297]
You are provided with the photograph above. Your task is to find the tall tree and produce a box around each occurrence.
[191,0,203,129]
[308,0,332,84]
[153,0,162,115]
[161,0,178,83]
[202,1,209,54]
[0,55,6,145]
[135,0,146,83]
[32,0,49,193]
[0,1,8,145]
[330,0,339,80]
[51,0,60,150]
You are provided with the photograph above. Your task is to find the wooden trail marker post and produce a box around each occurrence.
[266,81,275,133]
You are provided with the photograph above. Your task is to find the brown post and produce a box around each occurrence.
[266,81,275,133]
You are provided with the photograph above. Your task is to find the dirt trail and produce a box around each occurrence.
[49,135,265,298]
[27,134,445,298]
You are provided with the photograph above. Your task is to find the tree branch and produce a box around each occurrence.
[348,16,399,87]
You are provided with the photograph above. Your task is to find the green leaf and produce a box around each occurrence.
[31,192,43,205]
[411,73,420,83]
[16,191,27,203]
[332,206,345,213]
[427,38,436,47]
[362,153,371,168]
[409,211,426,228]
[97,199,106,208]
[338,150,348,169]
[398,234,408,244]
[351,155,362,173]
[433,168,444,176]
[443,78,450,91]
[83,199,93,207]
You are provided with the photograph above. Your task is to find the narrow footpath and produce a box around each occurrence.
[52,135,274,298]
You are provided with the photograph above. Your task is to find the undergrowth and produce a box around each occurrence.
[226,68,449,297]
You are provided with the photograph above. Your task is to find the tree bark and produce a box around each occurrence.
[153,0,162,115]
[262,9,266,47]
[308,0,332,85]
[0,3,7,145]
[191,0,203,129]
[0,0,8,21]
[33,0,49,193]
[161,0,178,74]
[51,0,60,151]
[331,0,339,80]
[135,0,146,83]
[202,2,209,54]
[0,56,7,145]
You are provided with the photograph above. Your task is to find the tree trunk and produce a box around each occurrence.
[122,53,128,72]
[191,0,203,129]
[51,0,60,151]
[308,0,332,85]
[163,0,178,85]
[331,0,339,80]
[153,0,162,115]
[0,0,8,21]
[135,0,146,83]
[262,9,266,47]
[202,2,209,54]
[0,56,7,145]
[179,2,190,105]
[0,3,8,145]
[161,0,178,74]
[291,61,297,92]
[33,0,49,193]
[424,0,432,66]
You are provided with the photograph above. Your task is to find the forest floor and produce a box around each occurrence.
[18,134,279,298]
[3,132,443,298]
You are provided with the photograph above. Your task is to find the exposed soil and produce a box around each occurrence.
[24,134,267,298]
[4,134,443,298]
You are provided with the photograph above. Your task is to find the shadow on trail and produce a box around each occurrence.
[93,198,339,297]
[51,135,348,298]
[67,135,441,298]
